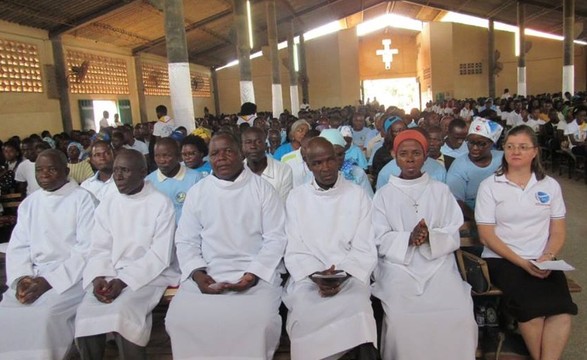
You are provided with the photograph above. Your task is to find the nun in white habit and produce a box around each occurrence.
[371,129,477,360]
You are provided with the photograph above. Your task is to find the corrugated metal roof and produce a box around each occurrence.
[0,0,585,68]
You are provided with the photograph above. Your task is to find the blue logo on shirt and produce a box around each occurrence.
[535,191,550,204]
[176,192,186,203]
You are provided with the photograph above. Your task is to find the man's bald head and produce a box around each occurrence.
[113,149,147,195]
[304,137,338,189]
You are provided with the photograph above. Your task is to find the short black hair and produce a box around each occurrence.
[156,105,167,115]
[181,135,209,156]
[448,118,467,133]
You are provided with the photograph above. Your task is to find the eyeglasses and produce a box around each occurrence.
[468,140,492,148]
[504,144,535,152]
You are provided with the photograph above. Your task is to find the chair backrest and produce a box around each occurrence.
[0,193,22,216]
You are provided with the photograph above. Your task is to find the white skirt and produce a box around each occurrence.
[0,283,85,360]
[75,285,167,346]
[165,278,282,360]
[373,259,477,360]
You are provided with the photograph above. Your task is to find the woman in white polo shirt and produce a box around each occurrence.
[475,125,577,360]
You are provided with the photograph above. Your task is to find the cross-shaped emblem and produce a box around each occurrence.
[376,39,399,70]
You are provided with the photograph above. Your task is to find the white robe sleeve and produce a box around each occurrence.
[418,190,463,260]
[175,188,208,281]
[284,196,328,282]
[247,187,286,283]
[6,200,34,289]
[83,204,117,288]
[279,164,293,202]
[336,192,377,284]
[116,201,176,291]
[43,194,95,294]
[372,193,413,264]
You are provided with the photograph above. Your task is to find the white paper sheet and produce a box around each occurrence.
[530,260,575,271]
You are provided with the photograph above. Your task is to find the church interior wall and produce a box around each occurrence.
[358,29,419,81]
[0,20,215,139]
[215,48,296,114]
[0,21,63,139]
[337,28,361,107]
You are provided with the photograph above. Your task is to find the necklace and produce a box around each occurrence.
[390,183,425,214]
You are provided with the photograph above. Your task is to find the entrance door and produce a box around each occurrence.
[363,77,420,112]
[92,100,119,130]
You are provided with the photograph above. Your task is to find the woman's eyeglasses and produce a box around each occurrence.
[504,144,535,152]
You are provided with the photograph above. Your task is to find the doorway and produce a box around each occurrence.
[362,77,420,112]
[92,100,118,130]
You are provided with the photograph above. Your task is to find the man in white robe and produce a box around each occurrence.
[283,138,378,360]
[75,149,179,359]
[0,149,96,359]
[242,127,293,201]
[371,130,477,360]
[166,133,286,360]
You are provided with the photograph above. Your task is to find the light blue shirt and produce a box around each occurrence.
[194,161,212,177]
[273,143,293,161]
[376,157,447,190]
[146,165,203,223]
[345,144,368,170]
[441,141,469,158]
[447,150,503,210]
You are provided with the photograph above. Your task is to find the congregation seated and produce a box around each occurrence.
[0,93,584,358]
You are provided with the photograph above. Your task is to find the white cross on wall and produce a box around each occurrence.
[376,39,399,70]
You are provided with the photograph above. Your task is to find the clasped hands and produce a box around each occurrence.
[409,219,429,247]
[310,265,350,298]
[16,276,52,304]
[92,277,127,303]
[192,270,259,294]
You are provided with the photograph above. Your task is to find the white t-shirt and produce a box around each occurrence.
[153,116,176,137]
[507,111,523,127]
[564,120,586,148]
[124,139,149,155]
[475,174,565,259]
[14,159,40,196]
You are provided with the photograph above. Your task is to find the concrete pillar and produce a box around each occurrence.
[211,68,221,116]
[133,55,148,123]
[298,33,309,103]
[517,1,527,96]
[234,0,255,103]
[563,0,575,95]
[50,36,73,133]
[266,0,283,116]
[488,18,496,99]
[164,0,195,132]
[287,23,300,116]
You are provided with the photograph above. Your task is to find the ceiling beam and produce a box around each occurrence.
[49,0,135,37]
[486,0,516,19]
[133,8,233,54]
[189,0,371,60]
